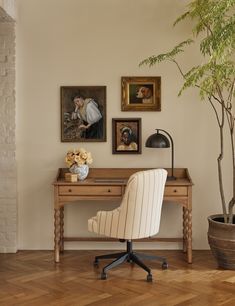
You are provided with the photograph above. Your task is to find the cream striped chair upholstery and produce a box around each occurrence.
[88,169,168,282]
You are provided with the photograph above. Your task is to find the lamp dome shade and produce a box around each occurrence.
[145,132,170,148]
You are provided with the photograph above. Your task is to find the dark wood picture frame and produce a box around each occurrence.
[112,118,142,154]
[61,86,106,142]
[121,76,161,111]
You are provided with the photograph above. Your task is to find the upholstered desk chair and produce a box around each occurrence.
[88,169,167,282]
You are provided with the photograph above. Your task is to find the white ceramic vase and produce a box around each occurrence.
[69,164,89,181]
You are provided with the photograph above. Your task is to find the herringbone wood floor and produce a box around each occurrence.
[0,250,235,306]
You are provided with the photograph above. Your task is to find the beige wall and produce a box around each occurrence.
[16,0,232,250]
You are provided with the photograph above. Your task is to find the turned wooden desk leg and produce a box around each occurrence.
[186,208,192,263]
[184,208,193,263]
[54,208,61,263]
[183,207,187,253]
[186,186,193,264]
[60,207,64,252]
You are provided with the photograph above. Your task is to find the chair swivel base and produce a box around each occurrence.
[93,241,168,282]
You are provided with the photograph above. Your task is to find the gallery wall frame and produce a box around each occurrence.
[61,86,106,142]
[121,76,161,111]
[112,118,142,154]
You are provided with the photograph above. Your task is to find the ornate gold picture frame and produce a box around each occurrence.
[121,76,161,111]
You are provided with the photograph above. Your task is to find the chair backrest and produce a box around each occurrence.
[116,169,167,239]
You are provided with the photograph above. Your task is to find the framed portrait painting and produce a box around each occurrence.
[112,118,142,154]
[61,86,106,142]
[121,76,161,111]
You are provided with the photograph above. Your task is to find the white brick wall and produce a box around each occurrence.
[0,12,16,252]
[0,1,15,20]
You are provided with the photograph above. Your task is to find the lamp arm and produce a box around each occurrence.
[156,129,175,178]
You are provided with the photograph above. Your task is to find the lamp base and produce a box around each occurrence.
[167,176,176,181]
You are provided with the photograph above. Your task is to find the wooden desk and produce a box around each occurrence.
[53,168,193,263]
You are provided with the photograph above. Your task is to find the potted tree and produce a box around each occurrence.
[140,0,235,269]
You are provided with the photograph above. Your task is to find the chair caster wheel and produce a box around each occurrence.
[93,259,99,267]
[147,274,153,282]
[101,272,107,280]
[162,262,168,270]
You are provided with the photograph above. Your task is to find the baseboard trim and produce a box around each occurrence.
[0,246,17,253]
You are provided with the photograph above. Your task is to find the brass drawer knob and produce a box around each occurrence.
[68,189,72,192]
[108,189,111,193]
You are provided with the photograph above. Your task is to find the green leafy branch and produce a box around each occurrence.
[140,0,235,223]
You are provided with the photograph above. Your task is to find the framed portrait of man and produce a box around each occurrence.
[121,76,161,111]
[61,86,106,142]
[112,118,142,154]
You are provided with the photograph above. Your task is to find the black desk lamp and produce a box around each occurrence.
[145,129,176,180]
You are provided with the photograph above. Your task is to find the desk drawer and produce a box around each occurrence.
[165,186,188,196]
[59,185,122,196]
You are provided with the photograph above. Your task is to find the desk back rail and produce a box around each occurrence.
[54,168,193,186]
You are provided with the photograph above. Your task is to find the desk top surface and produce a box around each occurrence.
[53,168,193,186]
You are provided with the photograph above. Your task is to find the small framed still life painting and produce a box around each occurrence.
[112,118,142,154]
[61,86,106,142]
[121,76,161,111]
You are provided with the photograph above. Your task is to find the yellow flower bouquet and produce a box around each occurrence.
[65,148,93,167]
[65,148,92,180]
